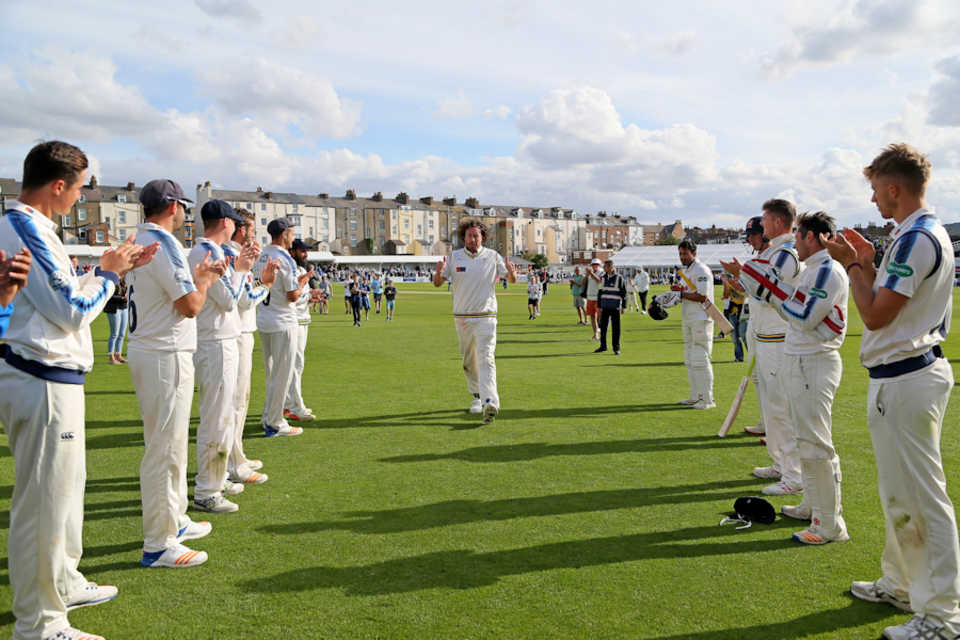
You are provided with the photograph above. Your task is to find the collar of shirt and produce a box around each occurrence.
[769,232,793,249]
[804,248,830,265]
[7,199,58,232]
[892,208,932,239]
[464,247,482,258]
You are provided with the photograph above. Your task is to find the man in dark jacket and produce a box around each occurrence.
[594,259,627,355]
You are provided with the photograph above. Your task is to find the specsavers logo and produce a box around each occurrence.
[809,287,828,299]
[886,262,914,278]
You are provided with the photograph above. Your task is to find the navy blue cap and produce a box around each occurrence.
[200,199,244,223]
[745,216,763,235]
[139,179,192,209]
[267,217,294,236]
[290,239,311,251]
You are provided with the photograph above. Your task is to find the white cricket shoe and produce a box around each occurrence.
[469,398,482,414]
[882,615,928,640]
[141,543,208,568]
[691,400,716,410]
[247,459,264,471]
[752,465,782,480]
[781,503,812,520]
[193,495,239,513]
[44,627,105,640]
[792,523,849,545]
[222,480,245,496]
[177,519,212,542]
[744,423,766,436]
[851,580,913,612]
[232,470,268,484]
[761,481,803,496]
[63,582,117,610]
[482,403,498,424]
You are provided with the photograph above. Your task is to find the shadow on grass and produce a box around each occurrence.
[318,403,696,430]
[239,522,799,596]
[260,478,764,535]
[647,600,897,639]
[381,434,757,464]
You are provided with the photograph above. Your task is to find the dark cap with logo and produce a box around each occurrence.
[267,217,294,236]
[290,239,311,251]
[200,199,244,223]
[745,216,764,235]
[139,179,193,210]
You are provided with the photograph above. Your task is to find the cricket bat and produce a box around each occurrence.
[677,269,734,335]
[718,353,757,438]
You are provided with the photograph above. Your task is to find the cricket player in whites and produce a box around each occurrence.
[190,200,258,513]
[283,238,316,422]
[741,212,850,545]
[129,179,227,569]
[0,141,153,640]
[254,218,312,437]
[433,218,517,424]
[722,200,803,496]
[224,209,273,485]
[825,144,960,640]
[672,239,715,409]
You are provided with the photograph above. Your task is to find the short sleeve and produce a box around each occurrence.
[495,253,507,277]
[442,255,452,279]
[158,244,197,301]
[879,231,938,299]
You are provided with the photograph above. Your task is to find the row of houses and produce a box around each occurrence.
[4,177,770,263]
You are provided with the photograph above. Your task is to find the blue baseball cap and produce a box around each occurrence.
[200,199,244,223]
[267,217,294,236]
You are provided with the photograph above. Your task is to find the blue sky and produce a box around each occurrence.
[2,0,960,228]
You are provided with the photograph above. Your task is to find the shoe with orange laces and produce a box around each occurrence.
[285,409,315,421]
[140,543,208,568]
[45,627,105,640]
[792,523,850,545]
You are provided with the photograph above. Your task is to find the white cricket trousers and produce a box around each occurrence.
[869,358,960,624]
[261,327,297,428]
[284,324,309,414]
[194,338,239,500]
[746,329,763,428]
[454,316,500,408]
[681,318,714,403]
[0,362,87,640]
[129,347,194,552]
[784,351,844,532]
[754,338,801,487]
[229,332,255,476]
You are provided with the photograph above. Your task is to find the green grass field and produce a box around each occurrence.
[1,283,959,639]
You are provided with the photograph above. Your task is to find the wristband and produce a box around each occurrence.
[845,262,862,273]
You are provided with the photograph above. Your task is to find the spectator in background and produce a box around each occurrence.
[634,268,650,314]
[105,277,129,364]
[593,259,627,355]
[625,273,639,312]
[584,258,603,341]
[349,274,362,326]
[527,272,542,319]
[384,278,397,321]
[371,271,384,314]
[317,275,330,314]
[569,266,587,325]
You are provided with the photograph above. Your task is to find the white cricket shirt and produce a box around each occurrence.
[442,247,507,317]
[780,250,848,355]
[127,222,198,352]
[225,241,269,334]
[190,238,244,342]
[253,243,299,333]
[860,209,954,368]
[743,233,800,341]
[680,258,714,322]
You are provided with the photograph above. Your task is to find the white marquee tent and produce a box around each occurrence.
[611,244,757,271]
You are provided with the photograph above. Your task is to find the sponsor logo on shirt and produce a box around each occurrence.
[887,262,914,278]
[456,267,467,272]
[810,287,828,299]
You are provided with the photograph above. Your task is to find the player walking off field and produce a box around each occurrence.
[224,209,273,486]
[0,141,150,640]
[672,239,715,410]
[129,179,226,571]
[741,212,850,545]
[723,201,802,495]
[825,144,960,640]
[433,218,517,424]
[254,218,311,437]
[190,200,257,514]
[284,239,316,422]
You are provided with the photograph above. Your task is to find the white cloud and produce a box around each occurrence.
[483,105,512,119]
[434,89,473,119]
[196,58,362,140]
[194,0,262,23]
[928,56,960,127]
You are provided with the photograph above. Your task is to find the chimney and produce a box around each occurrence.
[443,196,456,206]
[372,192,383,202]
[317,193,328,199]
[465,197,479,208]
[126,182,135,190]
[256,186,263,193]
[345,189,356,200]
[420,196,433,205]
[265,192,272,199]
[395,192,409,204]
[89,176,98,188]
